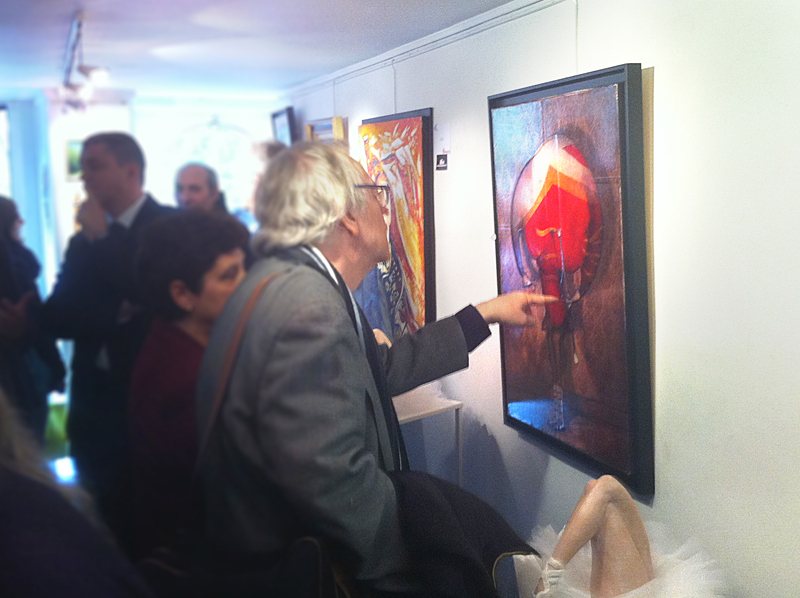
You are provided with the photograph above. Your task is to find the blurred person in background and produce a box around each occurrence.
[0,385,155,597]
[175,163,228,213]
[0,195,64,443]
[43,131,175,551]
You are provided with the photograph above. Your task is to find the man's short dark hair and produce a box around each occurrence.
[137,210,249,321]
[83,132,146,183]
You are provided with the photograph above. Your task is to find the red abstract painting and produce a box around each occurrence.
[489,65,653,494]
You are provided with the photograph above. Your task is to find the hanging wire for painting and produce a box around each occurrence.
[392,59,398,114]
[332,78,337,119]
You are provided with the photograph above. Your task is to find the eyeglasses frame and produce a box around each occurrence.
[354,183,391,209]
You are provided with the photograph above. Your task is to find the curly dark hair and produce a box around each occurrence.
[137,210,249,321]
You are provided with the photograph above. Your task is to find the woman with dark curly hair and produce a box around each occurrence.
[129,210,248,557]
[0,195,65,442]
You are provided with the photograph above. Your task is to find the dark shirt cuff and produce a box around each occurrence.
[455,305,491,352]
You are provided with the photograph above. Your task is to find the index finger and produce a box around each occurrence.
[523,293,558,304]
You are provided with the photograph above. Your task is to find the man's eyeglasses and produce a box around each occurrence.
[354,184,391,209]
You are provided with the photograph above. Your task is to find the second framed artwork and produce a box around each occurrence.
[305,116,347,144]
[354,108,435,341]
[489,64,653,494]
[271,107,298,146]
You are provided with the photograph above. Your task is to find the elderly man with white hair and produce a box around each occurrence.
[195,142,555,596]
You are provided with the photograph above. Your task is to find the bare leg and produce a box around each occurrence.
[536,476,654,598]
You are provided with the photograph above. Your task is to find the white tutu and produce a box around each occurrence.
[527,523,728,598]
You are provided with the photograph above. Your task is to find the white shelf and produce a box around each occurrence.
[393,391,463,486]
[394,394,462,424]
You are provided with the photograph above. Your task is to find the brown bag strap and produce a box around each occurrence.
[196,271,282,470]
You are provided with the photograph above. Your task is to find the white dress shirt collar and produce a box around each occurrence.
[112,193,148,229]
[299,244,366,355]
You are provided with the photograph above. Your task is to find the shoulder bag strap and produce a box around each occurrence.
[195,271,282,471]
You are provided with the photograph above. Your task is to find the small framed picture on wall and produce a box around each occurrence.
[67,140,83,180]
[271,107,298,147]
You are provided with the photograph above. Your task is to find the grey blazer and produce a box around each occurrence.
[196,252,470,588]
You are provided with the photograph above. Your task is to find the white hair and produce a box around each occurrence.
[253,142,366,254]
[252,142,369,255]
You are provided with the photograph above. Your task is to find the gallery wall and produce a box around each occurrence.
[288,0,800,596]
[3,95,56,294]
[131,97,279,215]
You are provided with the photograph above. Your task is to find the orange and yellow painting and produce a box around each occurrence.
[355,111,433,340]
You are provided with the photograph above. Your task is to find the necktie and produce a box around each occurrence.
[357,305,408,471]
[108,221,127,239]
[331,265,407,471]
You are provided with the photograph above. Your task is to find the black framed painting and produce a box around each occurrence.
[354,108,435,342]
[488,64,653,495]
[271,106,298,146]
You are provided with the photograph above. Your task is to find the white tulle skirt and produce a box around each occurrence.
[527,523,727,598]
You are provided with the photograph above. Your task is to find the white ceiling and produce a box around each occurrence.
[0,0,515,97]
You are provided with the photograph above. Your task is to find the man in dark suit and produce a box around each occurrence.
[43,132,175,544]
[196,142,554,595]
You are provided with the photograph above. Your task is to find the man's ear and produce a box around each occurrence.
[339,209,360,237]
[126,163,142,186]
[168,280,194,312]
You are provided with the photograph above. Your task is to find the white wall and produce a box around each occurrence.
[131,97,283,212]
[31,94,283,275]
[289,1,800,596]
[4,95,55,294]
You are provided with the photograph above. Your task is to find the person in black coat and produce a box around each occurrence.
[43,132,175,550]
[0,195,65,442]
[0,385,155,598]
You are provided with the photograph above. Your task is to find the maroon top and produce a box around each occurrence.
[129,317,205,555]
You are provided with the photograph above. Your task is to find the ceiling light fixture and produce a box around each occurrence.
[61,10,110,108]
[77,64,110,85]
[61,11,84,88]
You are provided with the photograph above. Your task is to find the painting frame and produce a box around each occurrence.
[488,64,653,495]
[271,106,298,146]
[355,108,435,341]
[305,116,347,144]
[66,139,83,180]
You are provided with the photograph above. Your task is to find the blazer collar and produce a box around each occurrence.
[110,193,148,229]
